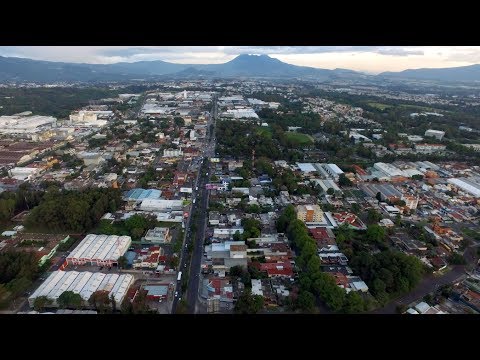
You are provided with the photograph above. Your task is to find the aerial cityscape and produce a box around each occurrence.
[0,46,479,315]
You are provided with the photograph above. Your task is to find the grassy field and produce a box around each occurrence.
[285,132,314,146]
[256,127,272,139]
[367,102,393,110]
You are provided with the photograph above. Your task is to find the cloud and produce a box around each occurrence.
[0,46,479,73]
[377,48,424,56]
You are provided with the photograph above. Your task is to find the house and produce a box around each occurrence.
[143,227,171,244]
[260,262,294,278]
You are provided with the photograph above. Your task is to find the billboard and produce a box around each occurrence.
[210,157,220,163]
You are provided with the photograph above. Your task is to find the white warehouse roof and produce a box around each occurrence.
[28,271,134,307]
[447,178,480,197]
[67,234,131,264]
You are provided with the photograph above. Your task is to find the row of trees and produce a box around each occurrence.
[278,205,368,313]
[25,188,123,233]
[0,184,43,222]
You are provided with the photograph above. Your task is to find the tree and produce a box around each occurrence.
[234,289,264,314]
[338,173,353,187]
[33,296,52,312]
[117,255,128,269]
[343,291,365,313]
[229,265,244,277]
[174,117,185,127]
[351,203,361,214]
[367,209,382,224]
[88,290,111,313]
[448,252,466,265]
[57,291,83,309]
[375,192,382,202]
[327,188,335,195]
[297,291,316,312]
[366,224,386,244]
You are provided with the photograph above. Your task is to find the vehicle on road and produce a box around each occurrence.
[175,291,178,297]
[177,271,182,281]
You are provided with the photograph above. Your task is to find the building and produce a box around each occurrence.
[163,148,183,157]
[316,163,344,180]
[447,178,480,197]
[143,284,170,301]
[204,241,248,270]
[8,166,40,180]
[143,227,171,244]
[414,143,446,154]
[373,162,404,177]
[259,262,294,278]
[0,114,56,137]
[402,195,419,210]
[296,204,324,223]
[132,246,163,269]
[77,152,104,166]
[139,199,183,212]
[66,234,132,267]
[28,271,134,308]
[123,188,162,203]
[424,129,445,140]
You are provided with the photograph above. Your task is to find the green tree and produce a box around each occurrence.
[366,224,386,244]
[33,296,52,312]
[234,289,264,314]
[367,209,382,224]
[338,173,353,187]
[343,291,365,313]
[327,188,335,195]
[57,291,83,309]
[297,291,316,312]
[117,255,128,269]
[88,290,111,313]
[375,192,382,202]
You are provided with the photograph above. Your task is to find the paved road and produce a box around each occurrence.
[171,94,217,313]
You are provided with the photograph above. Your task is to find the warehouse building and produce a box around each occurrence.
[447,178,480,197]
[28,271,134,308]
[139,199,183,212]
[66,234,131,266]
[123,188,162,203]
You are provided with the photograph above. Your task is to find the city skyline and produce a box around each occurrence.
[1,46,480,74]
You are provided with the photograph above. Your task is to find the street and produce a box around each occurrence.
[171,94,217,313]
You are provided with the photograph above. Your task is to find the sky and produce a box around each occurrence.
[1,46,479,74]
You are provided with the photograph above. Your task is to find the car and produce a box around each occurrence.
[175,291,178,297]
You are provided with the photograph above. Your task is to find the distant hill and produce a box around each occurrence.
[379,64,480,82]
[0,54,364,83]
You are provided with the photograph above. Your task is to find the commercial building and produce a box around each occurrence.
[0,114,56,136]
[66,234,132,267]
[143,227,171,244]
[77,152,104,166]
[204,241,248,269]
[414,143,446,153]
[447,178,480,197]
[373,162,404,177]
[315,163,344,180]
[28,271,134,308]
[8,167,40,180]
[424,129,445,140]
[163,148,183,157]
[123,188,162,203]
[139,199,183,212]
[296,204,324,223]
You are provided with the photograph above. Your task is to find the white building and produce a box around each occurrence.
[139,199,183,212]
[424,129,445,140]
[9,167,40,180]
[447,178,480,197]
[28,271,133,308]
[163,148,183,157]
[374,162,404,177]
[0,114,56,136]
[66,234,132,266]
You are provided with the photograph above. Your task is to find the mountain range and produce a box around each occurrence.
[0,54,479,83]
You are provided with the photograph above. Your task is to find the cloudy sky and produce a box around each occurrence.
[1,46,479,74]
